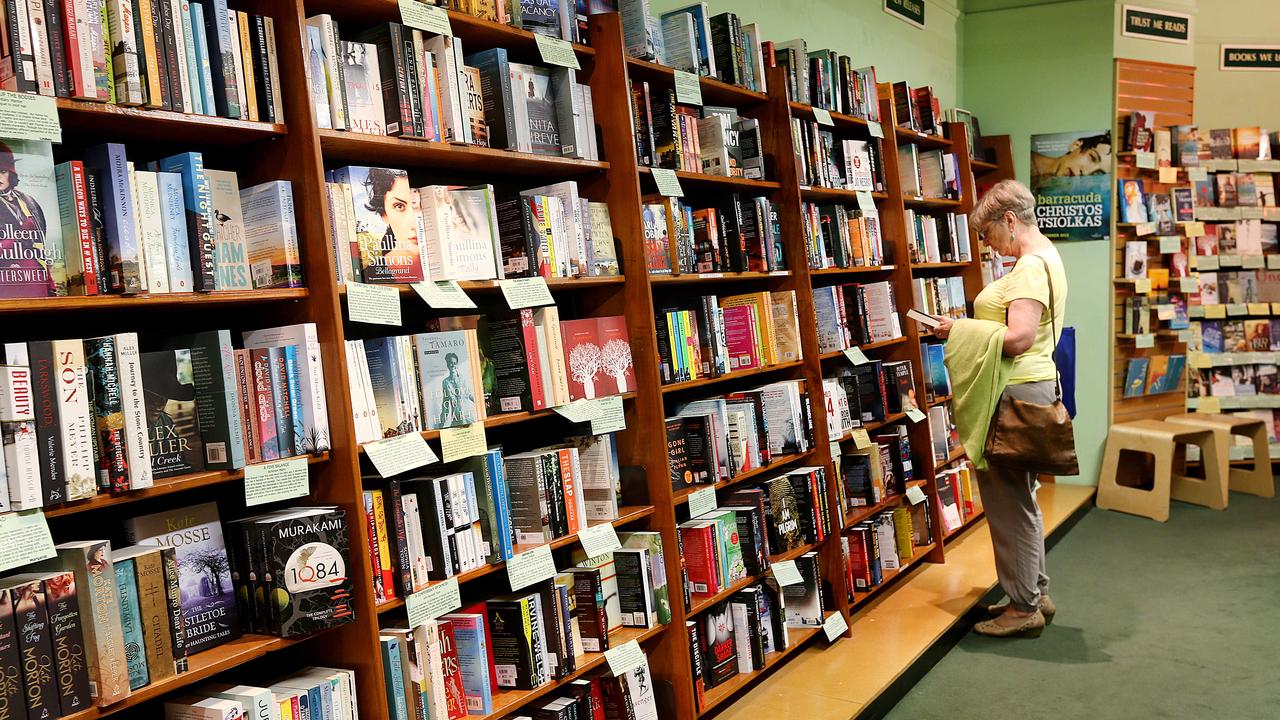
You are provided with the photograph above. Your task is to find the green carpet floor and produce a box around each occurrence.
[884,491,1280,719]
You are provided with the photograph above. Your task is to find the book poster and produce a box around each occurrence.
[1030,130,1112,241]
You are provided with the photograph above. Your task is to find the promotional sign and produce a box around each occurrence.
[1030,131,1112,241]
[1121,5,1191,44]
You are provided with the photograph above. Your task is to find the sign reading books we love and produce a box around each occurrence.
[1220,44,1280,71]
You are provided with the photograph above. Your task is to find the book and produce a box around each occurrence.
[256,507,354,637]
[206,168,251,290]
[333,165,423,283]
[0,139,63,299]
[239,181,303,289]
[142,349,204,478]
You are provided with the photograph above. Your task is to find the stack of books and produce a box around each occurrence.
[770,37,881,119]
[1124,354,1188,398]
[843,502,931,592]
[899,147,961,199]
[802,203,886,269]
[792,120,885,191]
[891,82,942,136]
[1,0,284,120]
[0,323,327,510]
[0,139,303,299]
[905,210,970,263]
[911,277,968,320]
[824,360,920,434]
[655,291,802,383]
[629,94,765,176]
[622,3,767,93]
[643,195,783,274]
[813,280,902,352]
[164,668,358,719]
[835,424,915,507]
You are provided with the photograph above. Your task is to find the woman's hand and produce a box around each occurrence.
[934,317,954,339]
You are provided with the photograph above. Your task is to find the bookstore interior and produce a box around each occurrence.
[0,0,1275,718]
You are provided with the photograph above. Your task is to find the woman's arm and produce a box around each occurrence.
[1004,298,1044,356]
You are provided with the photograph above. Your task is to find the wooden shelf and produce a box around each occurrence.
[62,634,306,720]
[971,158,1000,173]
[687,541,823,617]
[696,626,824,716]
[56,98,286,145]
[911,260,970,272]
[336,276,625,298]
[0,288,308,314]
[481,624,665,720]
[660,361,804,395]
[935,447,968,468]
[625,57,768,106]
[358,393,637,445]
[894,126,952,149]
[375,505,657,613]
[788,101,877,131]
[638,166,781,193]
[903,196,963,211]
[650,271,791,286]
[850,542,937,608]
[832,412,911,442]
[672,450,817,505]
[843,479,927,527]
[318,129,610,177]
[44,453,329,518]
[810,264,896,277]
[927,394,953,407]
[799,185,891,203]
[819,335,909,361]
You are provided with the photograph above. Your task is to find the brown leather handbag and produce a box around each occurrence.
[983,256,1080,475]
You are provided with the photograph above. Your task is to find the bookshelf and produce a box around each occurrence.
[16,7,997,719]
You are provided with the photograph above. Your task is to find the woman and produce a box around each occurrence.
[934,179,1068,638]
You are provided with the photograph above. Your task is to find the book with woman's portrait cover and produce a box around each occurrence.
[331,165,424,283]
[0,139,65,297]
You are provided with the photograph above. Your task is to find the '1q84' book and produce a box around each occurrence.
[258,507,355,637]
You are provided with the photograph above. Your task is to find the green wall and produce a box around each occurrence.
[1193,0,1280,128]
[647,0,963,108]
[959,0,1115,485]
[1112,0,1196,66]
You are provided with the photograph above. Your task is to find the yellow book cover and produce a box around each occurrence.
[721,291,776,365]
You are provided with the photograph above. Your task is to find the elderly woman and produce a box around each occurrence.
[933,179,1069,638]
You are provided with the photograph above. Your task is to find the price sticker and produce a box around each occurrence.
[1134,278,1152,294]
[651,168,684,197]
[1228,303,1248,316]
[534,34,581,69]
[1182,221,1205,237]
[604,640,646,676]
[812,107,834,126]
[771,560,804,586]
[1219,254,1242,267]
[405,577,461,628]
[588,395,626,435]
[906,408,927,423]
[0,91,60,143]
[1135,222,1157,237]
[1205,304,1227,319]
[1248,303,1271,316]
[1156,304,1175,321]
[364,433,438,477]
[0,510,55,572]
[822,611,849,642]
[1187,166,1209,182]
[673,70,703,106]
[1177,329,1193,342]
[1197,255,1220,270]
[440,422,487,462]
[1269,255,1280,270]
[553,398,600,424]
[1158,236,1181,253]
[1243,255,1265,269]
[851,428,871,449]
[1179,276,1199,292]
[687,486,717,518]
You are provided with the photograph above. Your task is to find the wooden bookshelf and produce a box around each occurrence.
[317,128,611,176]
[696,626,824,716]
[0,288,308,314]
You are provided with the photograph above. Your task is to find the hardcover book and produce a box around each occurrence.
[259,507,354,637]
[0,139,64,298]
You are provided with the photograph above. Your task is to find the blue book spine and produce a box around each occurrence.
[485,449,514,560]
[380,636,409,720]
[113,558,150,690]
[155,171,194,292]
[157,152,216,291]
[449,618,494,714]
[284,345,306,455]
[179,0,203,115]
[267,347,292,457]
[194,0,237,118]
[82,143,143,294]
[188,2,216,116]
[217,330,247,468]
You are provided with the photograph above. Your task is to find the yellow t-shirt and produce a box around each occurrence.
[973,249,1068,385]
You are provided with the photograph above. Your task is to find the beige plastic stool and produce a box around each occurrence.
[1097,420,1226,522]
[1164,413,1275,499]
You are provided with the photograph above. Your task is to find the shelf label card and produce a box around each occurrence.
[534,34,581,69]
[553,398,600,424]
[1135,222,1157,237]
[398,0,452,36]
[1178,328,1193,342]
[1197,397,1222,414]
[673,70,703,105]
[405,577,461,628]
[1135,151,1156,169]
[906,407,927,423]
[589,395,626,434]
[812,107,834,126]
[412,280,476,309]
[347,282,402,326]
[1182,221,1205,237]
[365,432,438,477]
[1248,302,1271,316]
[1187,351,1210,369]
[771,560,804,586]
[1197,255,1220,270]
[1179,276,1199,292]
[1135,333,1155,348]
[1228,303,1248,316]
[605,639,646,676]
[1156,304,1175,320]
[1158,166,1179,183]
[1187,166,1209,181]
[851,428,872,449]
[843,347,870,365]
[822,611,849,642]
[508,544,558,591]
[1205,304,1227,319]
[1134,278,1152,294]
[244,456,310,506]
[1269,255,1280,270]
[1243,255,1265,269]
[0,510,55,572]
[0,92,60,143]
[440,422,487,463]
[1219,253,1242,267]
[867,120,884,138]
[688,487,717,518]
[1158,236,1181,253]
[651,168,684,197]
[1273,302,1280,315]
[577,522,622,559]
[498,277,554,309]
[856,191,876,212]
[905,485,927,505]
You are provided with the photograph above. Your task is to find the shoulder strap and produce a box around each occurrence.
[1030,253,1063,401]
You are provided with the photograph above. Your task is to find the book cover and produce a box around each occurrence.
[114,332,153,490]
[594,315,635,395]
[206,168,250,290]
[0,139,64,298]
[701,601,738,687]
[261,508,354,637]
[513,63,559,156]
[83,336,128,492]
[123,501,241,653]
[463,65,489,148]
[341,40,385,135]
[437,620,468,719]
[156,151,216,291]
[142,349,204,478]
[112,557,150,689]
[418,330,480,430]
[440,613,493,715]
[0,587,23,716]
[7,577,61,717]
[240,180,303,289]
[36,571,91,713]
[334,165,423,283]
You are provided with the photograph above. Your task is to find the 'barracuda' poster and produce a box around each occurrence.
[1030,131,1112,241]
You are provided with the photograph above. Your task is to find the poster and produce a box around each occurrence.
[1030,130,1112,241]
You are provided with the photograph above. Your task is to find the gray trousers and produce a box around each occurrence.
[977,380,1054,612]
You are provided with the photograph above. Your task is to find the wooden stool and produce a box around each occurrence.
[1097,420,1227,522]
[1164,413,1274,499]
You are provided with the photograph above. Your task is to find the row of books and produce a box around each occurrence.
[656,196,785,274]
[1189,365,1280,399]
[1200,318,1280,353]
[656,291,802,384]
[1197,271,1280,306]
[361,434,621,602]
[842,504,930,595]
[345,312,632,443]
[936,459,979,534]
[1118,177,1276,231]
[905,210,971,265]
[622,2,767,94]
[688,569,817,705]
[892,82,943,136]
[1123,355,1188,398]
[0,140,302,299]
[899,146,961,200]
[776,40,882,121]
[1124,117,1274,162]
[802,204,886,270]
[1,0,283,121]
[629,89,764,177]
[379,540,667,716]
[0,323,327,510]
[927,402,960,463]
[912,278,968,324]
[792,120,884,191]
[920,342,953,403]
[835,425,915,510]
[164,668,358,720]
[813,280,902,352]
[328,172,620,285]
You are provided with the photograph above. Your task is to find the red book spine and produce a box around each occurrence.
[558,449,578,535]
[67,162,97,295]
[233,350,259,464]
[438,621,469,720]
[681,525,720,595]
[250,348,279,461]
[520,309,546,410]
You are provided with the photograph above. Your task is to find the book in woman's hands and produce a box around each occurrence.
[906,309,942,329]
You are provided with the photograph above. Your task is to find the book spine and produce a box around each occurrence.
[41,0,69,96]
[249,13,272,122]
[132,0,162,106]
[263,16,282,121]
[113,561,146,690]
[158,153,215,291]
[84,336,128,492]
[176,0,200,113]
[267,346,293,457]
[154,171,193,291]
[28,341,67,506]
[159,546,188,674]
[195,0,235,116]
[250,347,279,461]
[162,0,188,110]
[384,478,412,599]
[131,551,176,684]
[113,332,152,490]
[135,171,170,293]
[371,489,396,600]
[106,0,143,103]
[12,580,60,717]
[144,0,170,108]
[0,589,24,716]
[282,345,304,458]
[27,0,55,95]
[233,349,259,464]
[84,143,143,294]
[189,1,215,114]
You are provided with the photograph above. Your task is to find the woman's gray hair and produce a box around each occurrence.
[972,179,1038,229]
